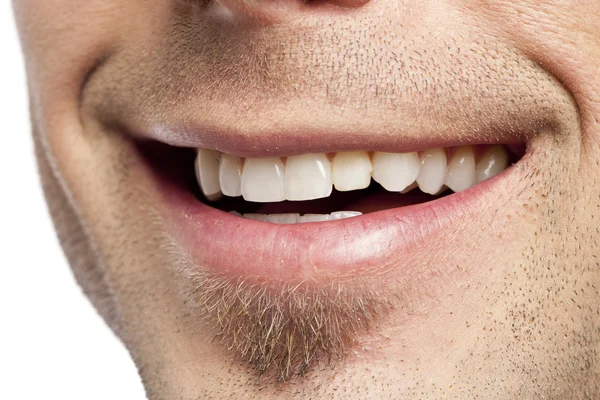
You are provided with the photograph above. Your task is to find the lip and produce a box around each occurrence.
[143,138,531,282]
[133,122,529,159]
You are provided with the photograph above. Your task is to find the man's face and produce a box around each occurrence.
[13,0,600,398]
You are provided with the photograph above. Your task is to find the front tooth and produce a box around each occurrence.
[298,214,331,223]
[330,211,362,220]
[476,145,509,183]
[241,157,285,202]
[372,152,420,192]
[416,148,447,195]
[445,146,476,192]
[285,153,332,201]
[195,149,222,201]
[219,154,243,197]
[332,151,372,191]
[267,213,300,224]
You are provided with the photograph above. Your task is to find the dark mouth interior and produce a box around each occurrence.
[139,140,525,216]
[215,184,446,214]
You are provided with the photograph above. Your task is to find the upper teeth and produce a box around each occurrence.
[195,145,509,203]
[241,157,286,202]
[285,153,333,201]
[372,151,420,192]
[195,148,223,201]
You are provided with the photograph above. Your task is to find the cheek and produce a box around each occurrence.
[13,1,126,174]
[13,0,142,105]
[13,0,173,124]
[460,0,600,144]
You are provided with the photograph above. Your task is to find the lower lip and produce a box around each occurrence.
[147,150,524,282]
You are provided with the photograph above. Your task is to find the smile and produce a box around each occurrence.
[138,131,529,281]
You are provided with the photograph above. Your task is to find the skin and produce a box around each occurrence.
[13,0,600,398]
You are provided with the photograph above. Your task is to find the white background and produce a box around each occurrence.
[0,4,146,399]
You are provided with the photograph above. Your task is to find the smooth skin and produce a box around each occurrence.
[13,0,600,398]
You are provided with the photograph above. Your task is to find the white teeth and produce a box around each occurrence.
[297,214,331,223]
[476,145,509,183]
[444,146,476,192]
[285,153,333,201]
[241,212,361,223]
[244,213,269,222]
[195,149,222,201]
[416,148,447,195]
[267,213,300,224]
[332,151,372,192]
[241,157,285,202]
[372,151,420,192]
[198,145,512,207]
[219,154,243,197]
[330,211,363,220]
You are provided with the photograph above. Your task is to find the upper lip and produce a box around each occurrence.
[111,75,553,159]
[133,121,529,158]
[89,40,565,159]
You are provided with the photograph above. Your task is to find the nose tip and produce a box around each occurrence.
[213,0,370,23]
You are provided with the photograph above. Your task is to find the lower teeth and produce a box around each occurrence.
[232,211,362,224]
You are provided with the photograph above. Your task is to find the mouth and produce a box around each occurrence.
[128,125,533,380]
[138,132,527,281]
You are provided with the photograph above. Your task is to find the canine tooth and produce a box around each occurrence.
[445,146,476,192]
[285,153,332,201]
[241,157,285,202]
[195,149,222,201]
[219,154,243,197]
[298,214,331,223]
[267,214,300,224]
[229,211,242,216]
[332,151,372,191]
[244,213,269,221]
[372,152,420,192]
[330,211,362,220]
[416,148,447,195]
[476,145,509,183]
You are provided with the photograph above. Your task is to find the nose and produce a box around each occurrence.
[212,0,371,23]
